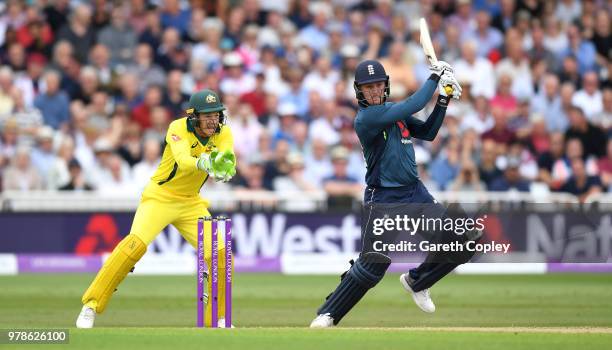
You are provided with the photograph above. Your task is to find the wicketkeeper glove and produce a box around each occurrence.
[196,151,216,173]
[212,150,236,182]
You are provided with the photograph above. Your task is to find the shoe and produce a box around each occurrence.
[399,273,435,313]
[309,313,334,328]
[76,305,96,328]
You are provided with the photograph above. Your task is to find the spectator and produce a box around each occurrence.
[562,24,597,74]
[139,6,163,51]
[143,106,171,144]
[240,72,267,118]
[273,152,317,193]
[489,156,531,192]
[531,74,566,132]
[537,132,565,189]
[463,10,503,58]
[482,106,516,145]
[496,29,533,99]
[323,146,361,208]
[268,102,296,144]
[551,137,600,185]
[2,146,43,191]
[558,157,603,202]
[598,138,612,191]
[159,0,191,35]
[56,3,95,64]
[0,118,19,162]
[478,139,502,188]
[132,138,161,191]
[594,88,611,129]
[571,72,603,121]
[156,27,189,71]
[88,44,116,90]
[220,52,256,96]
[297,2,331,52]
[34,69,70,129]
[131,85,164,130]
[302,55,339,100]
[237,154,273,190]
[430,137,461,190]
[231,102,263,159]
[0,66,15,115]
[129,43,166,93]
[490,73,518,115]
[380,40,417,99]
[304,138,332,187]
[592,12,611,68]
[190,18,224,71]
[97,6,137,66]
[564,106,607,158]
[30,126,57,187]
[491,0,515,33]
[449,160,486,191]
[543,18,568,56]
[162,69,189,116]
[115,73,143,110]
[95,153,135,195]
[48,136,75,189]
[453,40,496,99]
[59,158,94,191]
[2,86,43,145]
[280,68,309,118]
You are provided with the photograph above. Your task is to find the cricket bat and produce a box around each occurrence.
[419,17,454,96]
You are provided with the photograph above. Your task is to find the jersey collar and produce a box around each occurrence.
[186,118,210,146]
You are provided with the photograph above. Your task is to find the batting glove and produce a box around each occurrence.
[429,61,453,77]
[439,70,462,100]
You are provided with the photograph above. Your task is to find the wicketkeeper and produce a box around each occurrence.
[310,59,469,327]
[76,89,236,328]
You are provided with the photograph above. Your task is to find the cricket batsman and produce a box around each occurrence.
[310,60,469,328]
[76,89,236,328]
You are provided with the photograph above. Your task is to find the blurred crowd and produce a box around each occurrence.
[0,0,610,204]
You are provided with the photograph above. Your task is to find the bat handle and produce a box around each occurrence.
[444,85,454,96]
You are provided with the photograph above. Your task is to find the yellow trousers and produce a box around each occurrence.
[82,182,230,326]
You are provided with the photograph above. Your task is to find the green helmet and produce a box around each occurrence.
[186,89,227,132]
[187,89,225,114]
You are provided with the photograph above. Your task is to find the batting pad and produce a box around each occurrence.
[81,234,147,313]
[318,252,391,325]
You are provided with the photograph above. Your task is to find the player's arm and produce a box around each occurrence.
[167,122,199,171]
[358,74,439,129]
[406,71,462,141]
[405,96,448,141]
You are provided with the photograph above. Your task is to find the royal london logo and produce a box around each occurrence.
[206,94,216,103]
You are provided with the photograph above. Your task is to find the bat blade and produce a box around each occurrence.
[419,18,437,65]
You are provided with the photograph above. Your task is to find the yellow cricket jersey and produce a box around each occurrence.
[149,117,234,196]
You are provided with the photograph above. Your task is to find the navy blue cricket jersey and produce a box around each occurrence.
[354,75,448,188]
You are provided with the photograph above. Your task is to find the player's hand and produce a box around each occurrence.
[439,71,462,100]
[196,151,216,173]
[212,150,236,182]
[429,61,453,77]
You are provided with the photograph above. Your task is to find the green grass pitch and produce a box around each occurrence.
[1,273,611,349]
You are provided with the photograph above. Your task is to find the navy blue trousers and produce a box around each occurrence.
[364,181,461,292]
